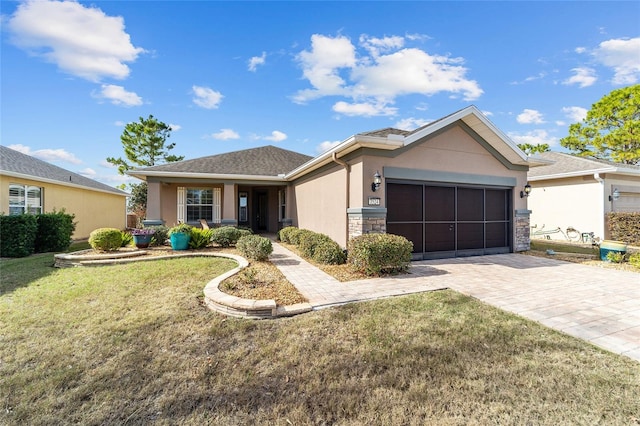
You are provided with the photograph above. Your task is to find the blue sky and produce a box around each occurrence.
[2,1,639,188]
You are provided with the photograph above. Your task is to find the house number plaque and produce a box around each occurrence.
[368,197,381,206]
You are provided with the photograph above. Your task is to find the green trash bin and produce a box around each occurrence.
[599,240,627,261]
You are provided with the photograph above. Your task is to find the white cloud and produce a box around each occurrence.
[592,37,640,84]
[248,52,266,72]
[359,34,405,57]
[333,101,397,117]
[293,33,482,116]
[169,123,181,131]
[211,128,240,140]
[394,117,431,131]
[8,144,82,164]
[508,129,558,148]
[192,85,223,109]
[100,160,116,168]
[6,0,144,82]
[516,109,545,124]
[562,106,588,122]
[563,67,597,88]
[78,167,96,177]
[575,47,587,54]
[316,140,342,154]
[114,120,125,126]
[264,130,287,142]
[95,84,142,106]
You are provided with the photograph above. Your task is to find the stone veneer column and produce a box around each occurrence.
[346,207,387,241]
[514,209,531,252]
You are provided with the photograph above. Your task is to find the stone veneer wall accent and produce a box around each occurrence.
[347,207,387,241]
[515,209,532,252]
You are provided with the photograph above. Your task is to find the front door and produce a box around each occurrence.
[254,191,268,232]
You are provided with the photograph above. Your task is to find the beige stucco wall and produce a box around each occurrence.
[361,125,529,211]
[529,177,603,241]
[0,175,126,239]
[529,174,640,242]
[293,164,349,246]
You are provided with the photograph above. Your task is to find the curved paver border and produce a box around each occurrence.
[54,249,312,319]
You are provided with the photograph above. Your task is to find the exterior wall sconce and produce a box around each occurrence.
[609,188,620,202]
[371,171,382,192]
[520,183,532,198]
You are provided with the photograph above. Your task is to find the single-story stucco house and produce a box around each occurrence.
[527,151,640,242]
[0,145,128,239]
[129,106,541,259]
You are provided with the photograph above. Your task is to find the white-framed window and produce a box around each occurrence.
[278,189,286,221]
[177,187,221,224]
[9,183,42,215]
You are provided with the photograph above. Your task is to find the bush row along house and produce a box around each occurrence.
[129,106,546,260]
[0,145,128,239]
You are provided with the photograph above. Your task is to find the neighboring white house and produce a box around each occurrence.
[527,152,640,242]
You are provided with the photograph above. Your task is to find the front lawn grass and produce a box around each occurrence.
[1,252,639,425]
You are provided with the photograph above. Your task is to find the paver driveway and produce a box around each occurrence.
[271,243,640,362]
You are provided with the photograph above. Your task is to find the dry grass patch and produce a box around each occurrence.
[221,260,307,305]
[1,254,639,426]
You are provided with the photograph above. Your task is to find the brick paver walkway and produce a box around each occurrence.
[270,243,640,362]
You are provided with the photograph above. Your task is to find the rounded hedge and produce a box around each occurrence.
[299,232,333,258]
[347,233,413,276]
[278,226,298,243]
[89,228,123,252]
[236,234,273,261]
[312,240,346,265]
[211,226,241,248]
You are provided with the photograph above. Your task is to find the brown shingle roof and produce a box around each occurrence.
[358,127,411,138]
[135,145,313,176]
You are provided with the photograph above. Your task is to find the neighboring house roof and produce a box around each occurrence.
[129,145,313,181]
[0,145,128,196]
[528,152,640,181]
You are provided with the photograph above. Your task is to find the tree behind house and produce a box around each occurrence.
[107,115,184,219]
[560,84,640,165]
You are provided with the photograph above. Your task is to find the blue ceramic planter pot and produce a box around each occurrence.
[170,233,191,250]
[133,234,153,248]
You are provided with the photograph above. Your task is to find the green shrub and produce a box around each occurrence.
[607,212,640,245]
[347,233,413,276]
[629,252,640,267]
[236,234,273,261]
[312,240,347,265]
[211,226,241,247]
[237,228,253,240]
[278,226,298,243]
[88,228,123,252]
[606,251,627,263]
[289,228,315,246]
[148,225,169,246]
[0,214,38,258]
[299,232,333,258]
[189,228,213,249]
[168,223,193,236]
[34,210,76,253]
[121,230,134,247]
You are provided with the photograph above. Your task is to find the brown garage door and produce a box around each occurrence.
[387,182,512,259]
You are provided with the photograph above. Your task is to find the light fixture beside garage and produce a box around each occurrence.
[609,188,620,202]
[371,171,382,192]
[520,183,532,198]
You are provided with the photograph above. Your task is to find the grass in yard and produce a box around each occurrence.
[1,251,639,425]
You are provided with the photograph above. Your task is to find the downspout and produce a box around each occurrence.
[594,173,606,240]
[332,152,350,245]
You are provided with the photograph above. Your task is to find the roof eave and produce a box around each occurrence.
[126,170,287,182]
[284,135,403,180]
[1,170,129,197]
[527,166,640,181]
